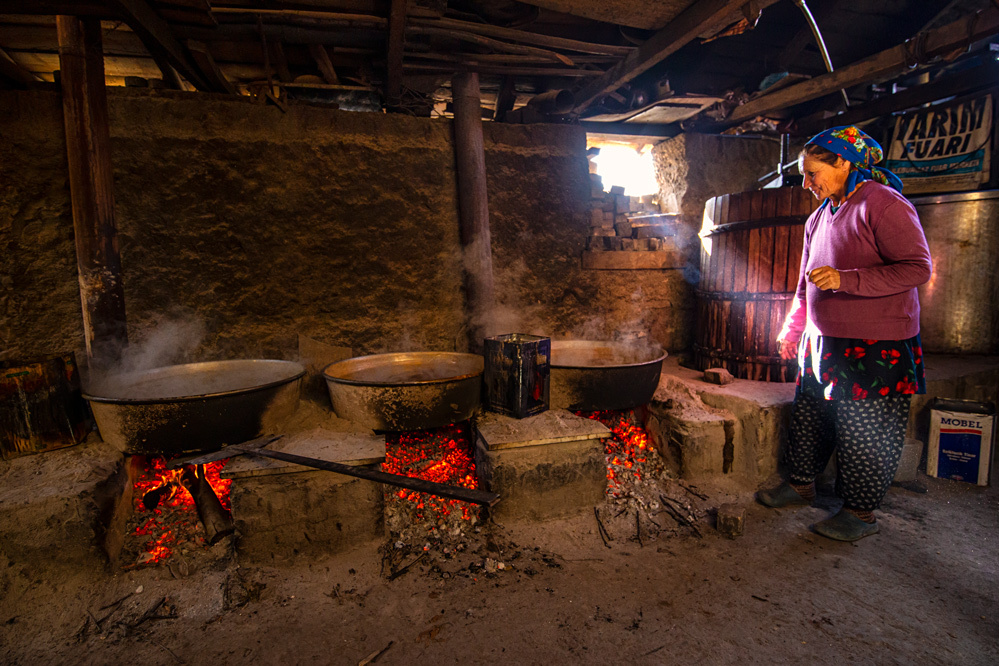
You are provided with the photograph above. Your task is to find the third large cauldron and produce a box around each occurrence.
[549,340,667,411]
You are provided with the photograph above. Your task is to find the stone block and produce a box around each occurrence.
[894,438,925,483]
[645,402,731,479]
[581,249,682,270]
[0,435,126,577]
[635,225,673,239]
[614,221,633,237]
[620,238,637,251]
[609,185,625,195]
[476,410,609,522]
[226,432,386,565]
[716,503,745,537]
[297,335,352,400]
[703,367,735,385]
[231,469,385,565]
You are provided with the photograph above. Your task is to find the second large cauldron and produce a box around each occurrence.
[323,352,483,431]
[549,340,667,411]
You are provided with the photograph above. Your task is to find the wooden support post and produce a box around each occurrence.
[492,76,515,122]
[57,16,128,371]
[385,0,408,109]
[452,72,495,351]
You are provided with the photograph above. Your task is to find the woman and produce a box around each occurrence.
[757,125,932,542]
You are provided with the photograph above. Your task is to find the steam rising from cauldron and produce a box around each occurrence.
[86,314,207,395]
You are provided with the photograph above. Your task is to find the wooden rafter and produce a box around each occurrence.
[796,59,999,135]
[725,6,999,125]
[109,0,219,91]
[0,1,106,15]
[186,40,236,94]
[0,47,39,88]
[570,0,783,114]
[308,44,339,84]
[408,16,634,57]
[269,40,292,81]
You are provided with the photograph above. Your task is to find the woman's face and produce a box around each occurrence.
[799,154,851,203]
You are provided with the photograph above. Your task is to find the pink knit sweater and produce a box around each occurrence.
[780,182,932,343]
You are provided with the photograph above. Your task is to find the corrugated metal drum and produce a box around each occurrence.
[910,190,999,354]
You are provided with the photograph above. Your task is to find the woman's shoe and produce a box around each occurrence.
[756,481,811,508]
[811,509,879,541]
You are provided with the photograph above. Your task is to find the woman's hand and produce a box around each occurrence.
[808,265,841,291]
[778,338,798,360]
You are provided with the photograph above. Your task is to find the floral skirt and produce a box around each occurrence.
[796,332,926,401]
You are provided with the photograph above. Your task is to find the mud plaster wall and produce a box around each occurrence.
[653,134,779,273]
[650,133,780,346]
[483,123,695,349]
[1,89,697,367]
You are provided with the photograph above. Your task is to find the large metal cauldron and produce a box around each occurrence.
[323,352,483,431]
[910,190,999,354]
[84,360,305,456]
[550,341,667,411]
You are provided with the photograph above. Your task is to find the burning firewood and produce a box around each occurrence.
[180,464,234,545]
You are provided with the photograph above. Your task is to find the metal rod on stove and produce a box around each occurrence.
[229,445,501,508]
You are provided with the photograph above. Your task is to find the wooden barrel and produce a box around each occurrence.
[694,187,820,382]
[0,353,90,459]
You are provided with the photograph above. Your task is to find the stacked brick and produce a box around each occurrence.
[587,177,676,252]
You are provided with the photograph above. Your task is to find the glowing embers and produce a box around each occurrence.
[578,410,659,499]
[124,456,233,568]
[578,409,704,543]
[382,423,482,548]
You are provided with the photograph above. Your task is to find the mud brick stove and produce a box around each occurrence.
[474,410,610,523]
[0,338,669,574]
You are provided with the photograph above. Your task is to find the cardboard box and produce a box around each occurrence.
[927,399,994,486]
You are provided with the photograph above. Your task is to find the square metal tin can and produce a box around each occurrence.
[483,334,550,418]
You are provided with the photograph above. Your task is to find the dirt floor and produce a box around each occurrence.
[2,464,996,666]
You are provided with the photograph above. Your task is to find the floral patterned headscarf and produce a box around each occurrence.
[805,125,903,196]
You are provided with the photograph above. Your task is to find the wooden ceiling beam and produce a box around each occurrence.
[0,47,40,87]
[409,16,634,57]
[186,40,236,94]
[108,0,220,91]
[796,59,999,135]
[570,0,784,114]
[309,44,339,84]
[0,1,107,16]
[725,6,999,125]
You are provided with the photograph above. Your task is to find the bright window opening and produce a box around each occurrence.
[588,141,658,197]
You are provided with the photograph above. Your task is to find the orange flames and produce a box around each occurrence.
[130,456,232,565]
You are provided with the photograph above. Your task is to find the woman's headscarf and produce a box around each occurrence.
[805,125,903,196]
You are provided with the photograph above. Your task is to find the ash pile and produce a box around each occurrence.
[584,410,707,547]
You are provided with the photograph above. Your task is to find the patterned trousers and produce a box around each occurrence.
[785,391,911,511]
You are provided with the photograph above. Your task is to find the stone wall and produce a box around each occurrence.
[0,88,698,371]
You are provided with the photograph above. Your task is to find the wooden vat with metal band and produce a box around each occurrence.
[694,187,819,381]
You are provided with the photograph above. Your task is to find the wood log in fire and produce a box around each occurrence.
[180,465,235,545]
